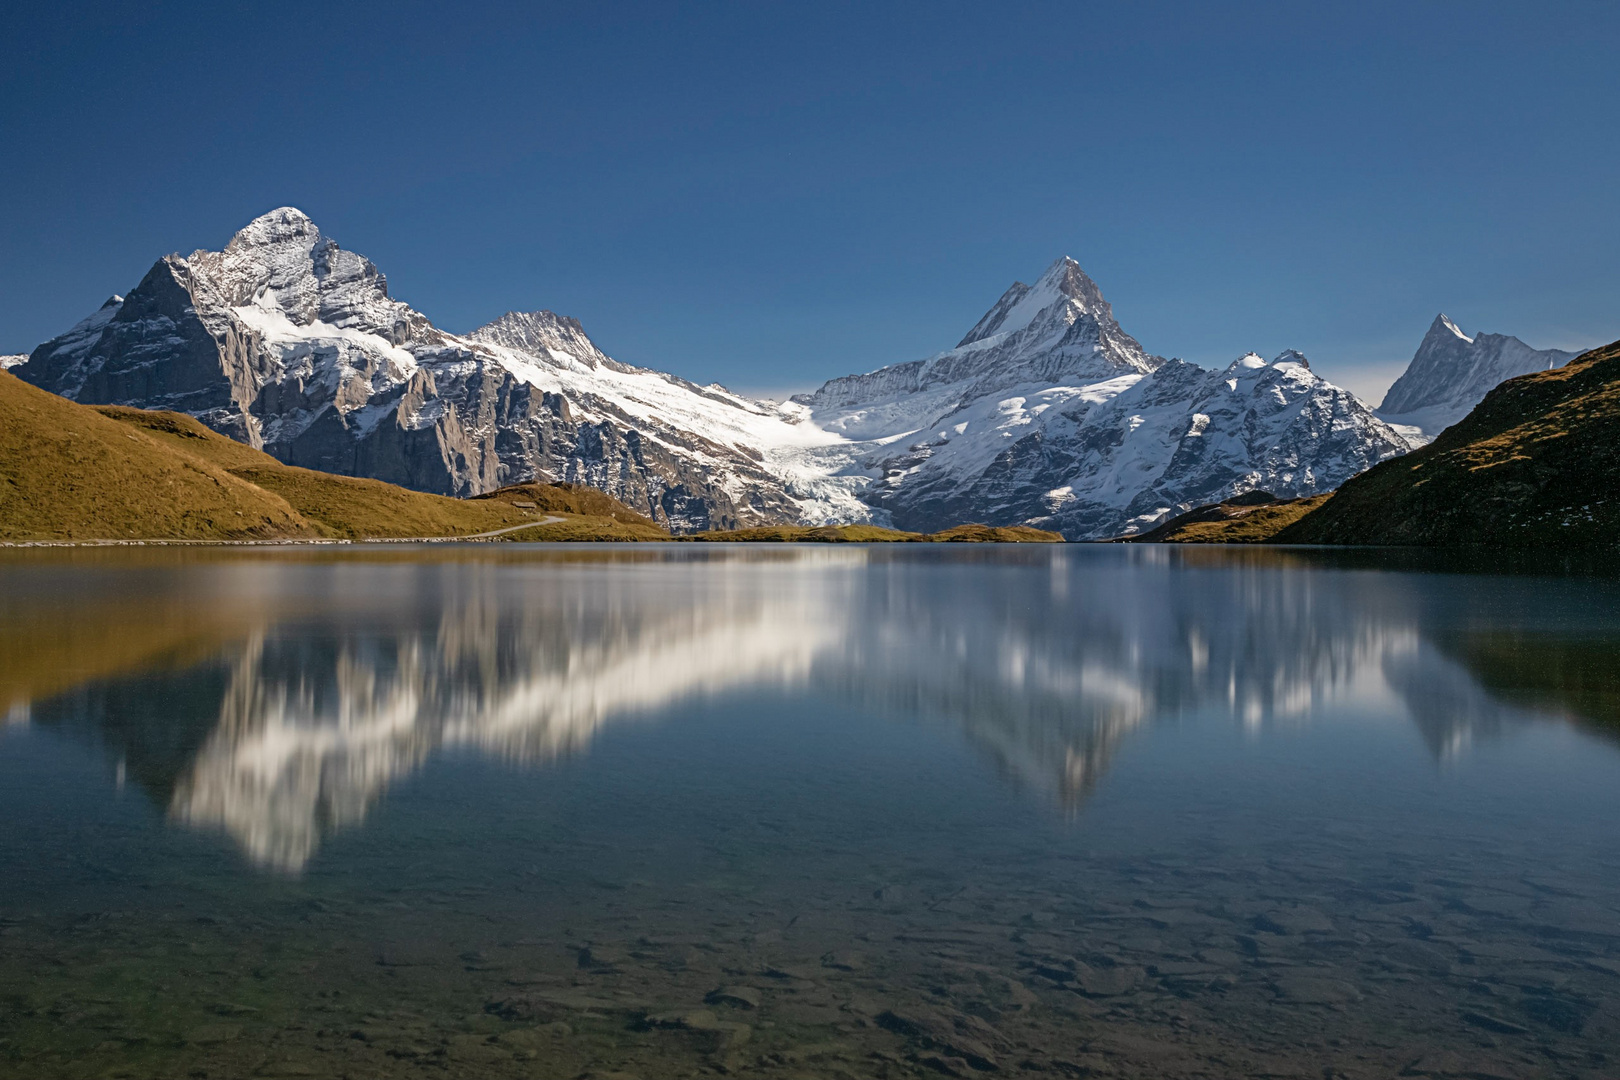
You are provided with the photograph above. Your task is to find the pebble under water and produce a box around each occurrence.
[1,543,1619,1080]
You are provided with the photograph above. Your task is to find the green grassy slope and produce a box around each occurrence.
[1275,338,1620,548]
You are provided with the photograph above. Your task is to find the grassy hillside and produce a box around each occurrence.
[0,372,317,541]
[1275,338,1620,548]
[927,523,1065,542]
[1123,492,1331,544]
[1,372,666,542]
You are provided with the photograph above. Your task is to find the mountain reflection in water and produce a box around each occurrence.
[5,546,1617,872]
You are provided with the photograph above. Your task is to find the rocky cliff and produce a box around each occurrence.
[15,209,820,531]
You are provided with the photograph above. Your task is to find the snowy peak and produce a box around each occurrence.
[1425,312,1474,347]
[1378,314,1575,438]
[797,255,1159,413]
[1218,351,1314,384]
[956,256,1112,348]
[182,207,422,342]
[468,310,610,369]
[13,206,813,532]
[226,206,319,251]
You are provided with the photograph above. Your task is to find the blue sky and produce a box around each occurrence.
[2,1,1616,402]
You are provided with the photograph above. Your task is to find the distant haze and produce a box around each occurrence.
[2,1,1617,398]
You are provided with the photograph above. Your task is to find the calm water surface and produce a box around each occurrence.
[1,544,1619,1080]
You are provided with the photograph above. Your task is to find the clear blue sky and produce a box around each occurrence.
[3,1,1616,402]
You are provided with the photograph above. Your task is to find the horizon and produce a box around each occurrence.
[3,2,1617,405]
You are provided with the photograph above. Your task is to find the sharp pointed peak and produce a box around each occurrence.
[1037,255,1102,297]
[956,256,1111,348]
[1425,313,1474,345]
[1273,349,1310,369]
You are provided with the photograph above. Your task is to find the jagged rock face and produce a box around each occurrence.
[795,258,1412,538]
[15,219,1420,539]
[1376,314,1575,442]
[14,209,810,532]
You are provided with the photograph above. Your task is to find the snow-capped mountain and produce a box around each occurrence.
[792,257,1412,537]
[15,208,840,531]
[0,354,27,370]
[14,212,1413,538]
[1375,314,1576,443]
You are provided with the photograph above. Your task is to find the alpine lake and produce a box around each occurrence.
[2,543,1619,1080]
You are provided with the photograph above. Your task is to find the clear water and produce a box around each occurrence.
[1,544,1618,1080]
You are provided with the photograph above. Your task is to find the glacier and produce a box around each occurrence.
[15,209,1422,537]
[788,257,1412,537]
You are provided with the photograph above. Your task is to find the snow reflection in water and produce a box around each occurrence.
[3,546,1620,1080]
[5,546,1604,871]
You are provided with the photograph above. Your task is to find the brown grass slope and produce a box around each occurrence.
[1275,338,1620,548]
[470,482,666,539]
[101,406,597,540]
[1,371,317,541]
[926,523,1064,543]
[1124,492,1332,544]
[1,372,667,542]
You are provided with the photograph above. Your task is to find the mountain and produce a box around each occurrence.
[13,208,835,532]
[1276,338,1619,547]
[13,214,1412,539]
[1375,314,1575,443]
[0,354,26,370]
[793,257,1412,538]
[0,368,663,542]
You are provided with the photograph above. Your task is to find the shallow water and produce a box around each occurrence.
[2,544,1619,1080]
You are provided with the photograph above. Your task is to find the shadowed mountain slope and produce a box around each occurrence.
[1276,339,1620,548]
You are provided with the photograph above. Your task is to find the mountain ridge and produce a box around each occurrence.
[790,260,1411,538]
[16,208,1564,541]
[1375,313,1575,443]
[16,208,825,532]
